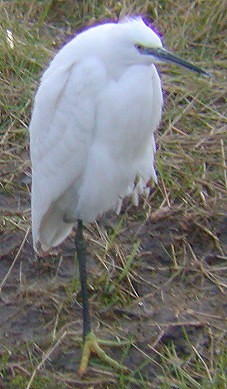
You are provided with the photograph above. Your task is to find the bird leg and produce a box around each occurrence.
[75,219,91,338]
[75,220,128,376]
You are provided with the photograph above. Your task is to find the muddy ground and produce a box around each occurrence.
[0,185,226,387]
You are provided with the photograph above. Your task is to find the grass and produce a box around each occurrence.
[0,0,226,388]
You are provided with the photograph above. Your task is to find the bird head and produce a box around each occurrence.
[117,17,210,77]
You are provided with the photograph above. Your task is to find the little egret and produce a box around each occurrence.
[30,17,209,374]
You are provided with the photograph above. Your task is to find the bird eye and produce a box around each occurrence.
[136,44,143,51]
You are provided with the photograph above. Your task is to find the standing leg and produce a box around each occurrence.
[75,219,91,339]
[75,219,128,375]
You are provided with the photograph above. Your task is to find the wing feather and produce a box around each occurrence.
[30,55,106,251]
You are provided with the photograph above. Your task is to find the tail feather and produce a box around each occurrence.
[35,205,74,252]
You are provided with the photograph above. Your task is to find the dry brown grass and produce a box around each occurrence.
[0,1,226,388]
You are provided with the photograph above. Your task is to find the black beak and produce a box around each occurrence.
[141,47,211,77]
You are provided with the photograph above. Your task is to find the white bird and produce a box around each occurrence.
[30,17,209,374]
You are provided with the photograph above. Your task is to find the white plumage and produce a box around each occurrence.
[29,17,210,374]
[30,18,163,252]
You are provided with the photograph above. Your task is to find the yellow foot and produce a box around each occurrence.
[78,332,129,376]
